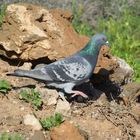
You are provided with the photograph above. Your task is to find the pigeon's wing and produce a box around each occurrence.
[38,55,92,83]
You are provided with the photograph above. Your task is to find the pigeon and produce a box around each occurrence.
[7,34,109,98]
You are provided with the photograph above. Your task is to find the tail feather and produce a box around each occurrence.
[7,69,32,77]
[7,69,52,81]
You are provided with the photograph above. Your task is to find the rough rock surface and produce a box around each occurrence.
[119,82,140,105]
[0,3,88,61]
[31,131,47,140]
[55,99,71,116]
[50,121,85,140]
[110,57,134,85]
[23,114,42,130]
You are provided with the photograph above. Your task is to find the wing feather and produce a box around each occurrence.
[39,55,92,83]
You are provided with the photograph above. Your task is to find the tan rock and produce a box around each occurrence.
[95,45,117,74]
[31,130,47,140]
[23,114,42,131]
[55,99,71,116]
[119,82,140,105]
[110,57,134,85]
[0,3,88,61]
[50,121,85,140]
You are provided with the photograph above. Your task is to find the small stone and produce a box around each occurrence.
[117,57,133,74]
[111,57,134,85]
[23,114,42,130]
[50,121,85,140]
[12,100,18,104]
[6,116,22,126]
[19,62,32,70]
[20,106,25,111]
[55,99,71,116]
[36,87,59,105]
[119,82,140,105]
[44,89,59,105]
[30,130,46,140]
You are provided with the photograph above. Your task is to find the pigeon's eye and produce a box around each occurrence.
[102,37,107,41]
[106,41,109,44]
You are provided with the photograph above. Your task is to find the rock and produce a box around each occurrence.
[94,90,108,105]
[18,62,32,70]
[94,57,134,99]
[35,86,59,105]
[55,99,71,116]
[23,114,42,130]
[135,125,140,140]
[94,46,117,74]
[45,89,59,105]
[0,3,88,61]
[5,116,22,126]
[110,57,134,85]
[119,82,140,105]
[90,46,118,84]
[50,121,85,140]
[30,130,47,140]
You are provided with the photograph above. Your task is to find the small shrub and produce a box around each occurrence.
[41,113,64,130]
[0,4,7,28]
[0,132,24,140]
[0,80,11,93]
[20,89,43,110]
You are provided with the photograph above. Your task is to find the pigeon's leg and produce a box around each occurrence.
[71,90,88,98]
[64,83,88,98]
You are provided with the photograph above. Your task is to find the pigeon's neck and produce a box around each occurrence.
[78,41,101,64]
[79,40,100,55]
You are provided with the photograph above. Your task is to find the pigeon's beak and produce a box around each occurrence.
[105,41,110,47]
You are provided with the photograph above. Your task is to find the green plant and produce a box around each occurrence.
[97,10,140,82]
[0,4,7,28]
[0,132,24,140]
[20,89,42,110]
[41,113,64,130]
[0,80,11,93]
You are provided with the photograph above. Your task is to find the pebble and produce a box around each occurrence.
[23,114,42,130]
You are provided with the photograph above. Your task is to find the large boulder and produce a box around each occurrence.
[0,3,88,61]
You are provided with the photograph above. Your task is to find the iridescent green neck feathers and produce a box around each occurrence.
[79,33,109,56]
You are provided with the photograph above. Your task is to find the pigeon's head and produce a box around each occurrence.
[91,33,109,48]
[79,33,109,56]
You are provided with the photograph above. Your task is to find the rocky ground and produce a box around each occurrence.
[0,3,140,140]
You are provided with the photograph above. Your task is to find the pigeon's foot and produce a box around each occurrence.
[71,90,88,98]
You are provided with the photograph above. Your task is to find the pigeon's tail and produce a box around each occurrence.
[7,69,52,82]
[7,69,33,78]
